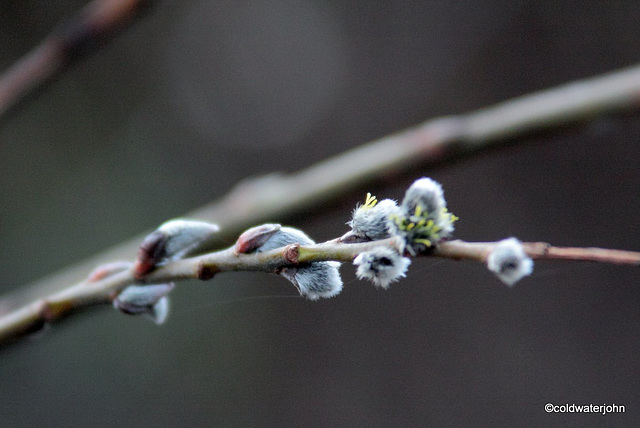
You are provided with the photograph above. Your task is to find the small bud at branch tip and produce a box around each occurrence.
[486,238,534,286]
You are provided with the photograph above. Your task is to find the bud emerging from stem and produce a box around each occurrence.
[236,224,343,300]
[113,283,174,324]
[341,193,400,243]
[391,177,458,255]
[135,219,219,279]
[234,223,282,255]
[486,238,534,286]
[353,247,411,289]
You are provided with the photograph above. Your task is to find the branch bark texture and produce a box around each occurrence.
[0,0,151,118]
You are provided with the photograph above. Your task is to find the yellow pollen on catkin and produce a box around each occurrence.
[362,193,378,209]
[414,238,432,247]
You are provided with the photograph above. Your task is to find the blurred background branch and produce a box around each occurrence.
[0,0,151,119]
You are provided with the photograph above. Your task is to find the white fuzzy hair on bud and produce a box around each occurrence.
[150,297,170,325]
[391,177,458,254]
[486,238,534,286]
[280,260,343,300]
[353,247,411,289]
[113,283,174,324]
[155,219,220,260]
[135,219,219,278]
[252,226,315,251]
[403,178,446,215]
[237,224,343,300]
[342,193,400,243]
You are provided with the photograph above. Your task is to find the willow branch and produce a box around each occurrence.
[1,236,638,346]
[434,240,640,265]
[0,238,398,345]
[0,0,152,118]
[4,64,640,311]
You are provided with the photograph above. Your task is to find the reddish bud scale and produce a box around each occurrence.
[234,224,281,255]
[134,231,168,279]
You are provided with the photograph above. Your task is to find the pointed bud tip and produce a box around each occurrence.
[148,297,170,325]
[135,230,169,278]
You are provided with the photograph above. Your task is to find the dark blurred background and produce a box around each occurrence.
[1,1,639,426]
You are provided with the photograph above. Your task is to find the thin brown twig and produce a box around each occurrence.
[4,64,640,312]
[434,240,640,265]
[0,236,637,347]
[0,0,151,118]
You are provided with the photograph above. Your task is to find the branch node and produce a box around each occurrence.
[523,241,552,258]
[283,243,300,264]
[39,300,56,323]
[197,261,218,281]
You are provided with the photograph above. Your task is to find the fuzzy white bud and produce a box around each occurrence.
[280,261,343,300]
[253,226,315,251]
[156,219,220,259]
[402,178,446,216]
[135,219,219,278]
[113,283,174,324]
[353,247,411,289]
[342,194,401,243]
[236,224,343,300]
[391,177,457,254]
[486,238,534,286]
